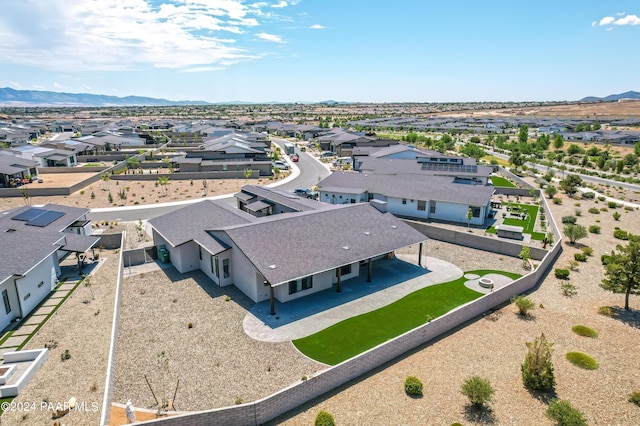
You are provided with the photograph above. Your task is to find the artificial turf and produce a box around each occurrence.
[293,269,521,365]
[490,176,517,188]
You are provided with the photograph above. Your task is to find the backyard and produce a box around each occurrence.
[489,175,516,188]
[486,201,547,241]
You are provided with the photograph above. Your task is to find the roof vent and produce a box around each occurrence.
[391,225,397,229]
[268,264,277,269]
[364,231,370,236]
[342,246,349,250]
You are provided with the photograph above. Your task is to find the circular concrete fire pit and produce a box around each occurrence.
[479,277,494,289]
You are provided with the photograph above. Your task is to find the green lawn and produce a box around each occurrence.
[293,269,521,365]
[490,176,517,188]
[487,203,544,240]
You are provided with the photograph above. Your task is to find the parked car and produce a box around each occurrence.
[320,151,337,158]
[291,153,299,162]
[294,188,319,199]
[272,160,289,170]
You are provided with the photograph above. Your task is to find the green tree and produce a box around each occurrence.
[519,246,531,269]
[509,148,525,169]
[559,174,583,197]
[101,172,111,191]
[553,134,564,150]
[545,185,558,199]
[600,239,640,310]
[126,156,141,171]
[460,376,495,408]
[518,125,529,144]
[634,141,640,157]
[460,143,486,161]
[566,144,583,156]
[18,186,31,206]
[521,333,555,391]
[563,224,588,244]
[616,160,624,174]
[466,207,473,229]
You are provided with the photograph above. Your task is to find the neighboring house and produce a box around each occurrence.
[149,193,427,308]
[0,151,39,187]
[9,145,77,168]
[41,140,97,157]
[235,185,321,217]
[0,204,98,331]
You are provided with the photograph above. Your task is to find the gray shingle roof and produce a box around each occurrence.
[319,172,494,206]
[216,203,428,286]
[0,204,91,282]
[238,185,325,212]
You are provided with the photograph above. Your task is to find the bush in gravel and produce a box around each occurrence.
[555,269,570,279]
[522,333,555,391]
[512,295,535,316]
[566,352,599,370]
[562,215,577,224]
[613,228,629,240]
[629,391,640,407]
[598,306,614,317]
[561,282,577,297]
[608,201,619,208]
[581,191,595,199]
[404,376,423,396]
[315,410,336,426]
[574,253,587,262]
[460,376,494,408]
[581,246,593,256]
[589,225,600,234]
[613,211,621,221]
[546,399,587,426]
[553,197,562,204]
[588,207,600,214]
[572,325,598,338]
[601,254,612,265]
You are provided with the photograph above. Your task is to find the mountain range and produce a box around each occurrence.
[580,91,640,102]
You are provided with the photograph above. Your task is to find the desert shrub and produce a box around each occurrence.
[600,207,608,212]
[608,201,618,208]
[598,306,614,317]
[546,399,587,426]
[601,254,612,265]
[512,295,535,316]
[613,228,629,240]
[581,191,595,199]
[629,391,640,407]
[574,253,587,262]
[553,197,562,204]
[568,260,579,271]
[404,376,423,396]
[315,410,335,426]
[598,195,606,201]
[613,211,621,221]
[587,207,600,214]
[581,246,593,256]
[555,269,570,279]
[561,282,577,297]
[562,216,577,224]
[574,208,581,216]
[522,333,555,391]
[588,225,600,234]
[566,352,599,370]
[460,376,494,408]
[571,325,598,338]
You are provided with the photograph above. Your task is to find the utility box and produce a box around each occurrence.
[158,247,170,263]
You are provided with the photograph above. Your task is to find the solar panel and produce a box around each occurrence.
[421,163,478,173]
[11,208,47,222]
[26,210,65,227]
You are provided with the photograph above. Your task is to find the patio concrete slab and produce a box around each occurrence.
[31,305,55,316]
[11,324,38,336]
[56,282,77,292]
[22,315,47,326]
[243,256,465,343]
[464,273,514,294]
[0,336,26,349]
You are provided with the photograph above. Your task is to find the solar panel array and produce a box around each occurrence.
[11,208,65,227]
[421,163,478,173]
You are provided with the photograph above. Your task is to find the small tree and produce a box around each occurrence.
[512,295,535,316]
[460,376,494,408]
[315,410,335,426]
[519,246,531,269]
[600,239,640,310]
[545,185,557,199]
[466,207,473,229]
[563,224,587,245]
[559,174,583,197]
[546,399,587,426]
[18,186,31,206]
[521,333,555,391]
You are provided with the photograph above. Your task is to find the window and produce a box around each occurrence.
[430,201,436,214]
[23,293,30,301]
[198,246,202,260]
[288,276,313,294]
[212,255,219,278]
[38,281,44,288]
[417,200,426,211]
[2,290,10,314]
[471,207,481,218]
[367,193,374,201]
[402,198,407,205]
[222,259,230,279]
[336,264,352,277]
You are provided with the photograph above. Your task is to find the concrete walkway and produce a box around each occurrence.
[243,255,465,343]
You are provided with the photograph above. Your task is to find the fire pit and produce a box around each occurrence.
[479,277,494,289]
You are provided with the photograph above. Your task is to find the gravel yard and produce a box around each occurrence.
[270,190,640,426]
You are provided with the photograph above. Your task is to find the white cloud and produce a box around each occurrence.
[53,82,63,89]
[614,14,640,25]
[9,81,22,89]
[257,32,284,43]
[598,14,640,26]
[83,85,93,91]
[271,1,288,8]
[0,0,297,72]
[599,16,615,25]
[181,66,225,72]
[310,24,325,29]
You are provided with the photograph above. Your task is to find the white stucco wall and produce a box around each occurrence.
[320,191,365,205]
[386,197,429,219]
[228,249,258,300]
[0,277,21,331]
[274,269,333,303]
[15,254,57,319]
[429,201,485,225]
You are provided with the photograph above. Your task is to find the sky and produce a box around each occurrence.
[0,0,639,103]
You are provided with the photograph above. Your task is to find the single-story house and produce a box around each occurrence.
[149,196,428,311]
[0,204,98,331]
[0,152,39,187]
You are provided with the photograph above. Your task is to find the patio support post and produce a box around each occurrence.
[367,258,372,283]
[418,242,423,267]
[269,285,275,316]
[336,268,342,293]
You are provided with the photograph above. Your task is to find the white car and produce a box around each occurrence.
[272,160,289,170]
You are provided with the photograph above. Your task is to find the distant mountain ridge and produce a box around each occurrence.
[0,87,209,106]
[581,91,640,102]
